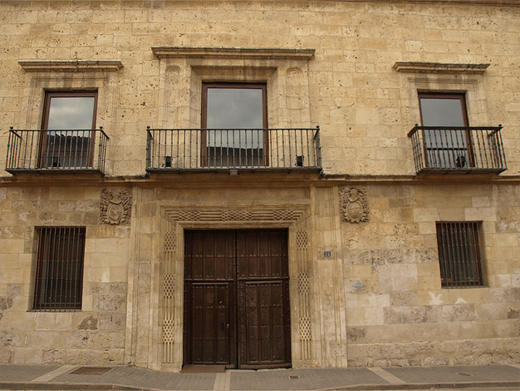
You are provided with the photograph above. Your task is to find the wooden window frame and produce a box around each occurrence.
[436,221,484,288]
[33,226,86,311]
[418,92,468,123]
[418,92,475,169]
[201,83,268,167]
[39,91,98,169]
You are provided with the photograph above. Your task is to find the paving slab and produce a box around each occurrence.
[0,365,61,382]
[384,365,520,384]
[1,364,520,391]
[230,368,389,390]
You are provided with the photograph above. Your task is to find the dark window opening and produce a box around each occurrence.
[436,221,484,288]
[33,227,86,311]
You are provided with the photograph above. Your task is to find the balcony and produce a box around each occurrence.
[5,127,109,175]
[408,125,507,174]
[146,127,322,173]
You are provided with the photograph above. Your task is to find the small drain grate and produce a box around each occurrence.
[289,375,300,380]
[70,367,112,375]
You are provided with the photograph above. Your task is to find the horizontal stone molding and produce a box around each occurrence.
[344,0,519,5]
[393,62,490,74]
[151,47,316,60]
[18,60,123,72]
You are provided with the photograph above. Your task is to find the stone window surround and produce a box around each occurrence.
[395,61,493,128]
[151,47,316,131]
[17,60,122,150]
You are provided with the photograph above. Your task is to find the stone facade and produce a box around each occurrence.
[0,0,519,371]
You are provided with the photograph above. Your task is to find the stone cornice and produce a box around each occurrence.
[16,0,519,6]
[339,0,519,5]
[18,60,123,72]
[151,47,316,60]
[393,62,491,74]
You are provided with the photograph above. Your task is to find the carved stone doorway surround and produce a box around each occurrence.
[152,205,315,371]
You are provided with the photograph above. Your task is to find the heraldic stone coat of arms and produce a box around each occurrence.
[340,187,369,223]
[100,188,132,225]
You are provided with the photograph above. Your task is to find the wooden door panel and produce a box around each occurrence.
[237,230,288,280]
[186,230,235,281]
[190,282,231,364]
[184,229,290,369]
[238,280,290,367]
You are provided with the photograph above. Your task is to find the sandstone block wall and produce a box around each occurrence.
[0,185,129,365]
[0,0,519,370]
[0,1,519,177]
[337,183,520,367]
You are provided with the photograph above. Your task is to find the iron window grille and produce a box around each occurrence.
[33,227,86,311]
[436,222,484,288]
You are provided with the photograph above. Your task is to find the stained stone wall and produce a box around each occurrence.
[340,182,520,367]
[0,184,130,365]
[1,0,519,177]
[0,0,519,370]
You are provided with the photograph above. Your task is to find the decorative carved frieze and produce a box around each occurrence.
[340,187,369,223]
[165,208,304,223]
[100,188,132,225]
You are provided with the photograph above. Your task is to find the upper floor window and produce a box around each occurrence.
[418,93,470,169]
[419,93,469,127]
[33,226,86,311]
[202,83,267,167]
[40,91,98,169]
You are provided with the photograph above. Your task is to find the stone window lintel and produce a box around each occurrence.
[19,60,123,72]
[151,47,315,60]
[394,62,490,74]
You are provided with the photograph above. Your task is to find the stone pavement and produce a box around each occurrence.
[1,364,520,391]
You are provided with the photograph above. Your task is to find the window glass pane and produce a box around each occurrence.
[42,94,97,169]
[207,88,263,129]
[207,88,264,150]
[419,97,465,127]
[203,85,266,167]
[47,97,96,130]
[419,95,469,168]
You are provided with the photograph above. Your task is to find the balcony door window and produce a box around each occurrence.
[202,83,267,167]
[419,93,471,168]
[41,91,97,169]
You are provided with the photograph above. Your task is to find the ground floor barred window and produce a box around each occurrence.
[436,221,484,288]
[33,226,86,311]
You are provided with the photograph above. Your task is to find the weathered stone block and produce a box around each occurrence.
[13,348,43,364]
[347,327,366,343]
[99,313,126,331]
[93,295,126,312]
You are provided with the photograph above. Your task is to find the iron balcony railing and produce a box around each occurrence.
[408,125,507,174]
[6,127,109,174]
[146,127,322,172]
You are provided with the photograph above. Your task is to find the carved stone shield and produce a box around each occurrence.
[340,187,369,223]
[100,188,132,225]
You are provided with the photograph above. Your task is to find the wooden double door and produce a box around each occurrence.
[183,229,291,369]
